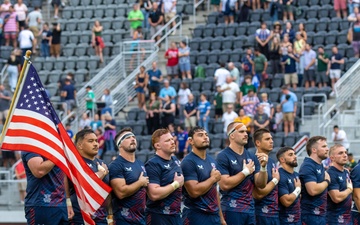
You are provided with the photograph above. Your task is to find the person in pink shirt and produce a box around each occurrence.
[14,0,27,30]
[0,0,11,19]
[4,5,18,47]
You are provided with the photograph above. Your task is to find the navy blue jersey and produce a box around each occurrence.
[70,157,109,224]
[216,147,260,213]
[278,168,301,224]
[351,163,360,213]
[299,157,327,217]
[181,152,219,213]
[109,155,147,224]
[255,158,279,217]
[22,152,66,207]
[327,166,352,224]
[145,155,182,215]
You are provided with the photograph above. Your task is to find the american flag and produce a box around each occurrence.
[0,64,112,225]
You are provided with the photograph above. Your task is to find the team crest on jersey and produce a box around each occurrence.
[125,167,132,172]
[197,165,204,170]
[316,169,321,174]
[287,214,295,222]
[229,200,237,208]
[338,176,343,181]
[314,207,320,215]
[288,179,292,184]
[163,206,170,214]
[338,215,344,223]
[175,160,181,167]
[262,206,269,213]
[164,164,171,169]
[121,208,129,217]
[141,166,146,173]
[231,160,238,165]
[43,194,51,203]
[211,163,216,169]
[272,163,276,169]
[247,158,252,163]
[87,163,93,168]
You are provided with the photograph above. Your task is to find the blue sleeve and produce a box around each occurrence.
[24,152,41,162]
[280,94,285,102]
[252,153,260,174]
[292,93,298,102]
[181,159,198,182]
[278,173,290,197]
[351,166,360,188]
[109,160,124,180]
[159,89,165,98]
[206,102,211,110]
[328,170,340,191]
[216,152,229,175]
[145,161,161,184]
[299,164,317,183]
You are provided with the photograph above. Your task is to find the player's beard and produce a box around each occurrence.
[194,142,209,151]
[286,159,298,168]
[124,145,137,153]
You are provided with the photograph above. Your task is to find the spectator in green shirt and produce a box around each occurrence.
[240,75,256,99]
[85,85,95,114]
[316,46,330,88]
[127,3,144,35]
[253,47,268,89]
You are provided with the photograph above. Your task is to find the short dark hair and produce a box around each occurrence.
[276,146,294,160]
[281,85,288,90]
[86,85,92,89]
[318,46,324,50]
[219,62,225,67]
[188,126,206,139]
[75,129,95,145]
[252,128,271,147]
[333,125,339,129]
[254,47,260,52]
[306,136,327,156]
[115,127,133,144]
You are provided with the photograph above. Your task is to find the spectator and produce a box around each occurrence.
[281,22,296,43]
[39,22,51,58]
[148,2,163,43]
[103,113,116,152]
[241,48,254,76]
[214,85,223,121]
[65,123,74,138]
[128,3,144,36]
[147,61,163,95]
[14,159,27,204]
[162,0,176,35]
[141,0,152,30]
[334,0,347,18]
[273,104,283,132]
[85,85,95,115]
[135,66,148,108]
[100,88,113,116]
[332,125,350,151]
[228,62,241,85]
[177,82,191,122]
[165,42,179,80]
[297,22,307,42]
[0,15,3,44]
[221,104,238,137]
[255,22,271,58]
[50,22,61,58]
[349,0,359,15]
[91,20,105,63]
[346,153,356,169]
[240,75,256,99]
[18,25,35,57]
[90,114,103,131]
[269,0,280,22]
[0,0,11,19]
[349,13,360,58]
[26,6,42,46]
[281,45,299,89]
[220,0,238,24]
[348,6,359,21]
[280,34,292,56]
[79,112,91,130]
[60,78,76,115]
[211,0,221,12]
[253,47,268,88]
[95,128,105,159]
[220,76,240,113]
[214,62,230,87]
[129,26,146,70]
[316,46,329,88]
[280,0,294,21]
[253,106,270,130]
[329,46,345,96]
[144,92,161,134]
[269,36,281,76]
[14,0,28,30]
[303,43,317,89]
[178,41,192,79]
[176,125,188,160]
[280,85,297,136]
[0,84,11,125]
[197,93,211,132]
[240,89,260,117]
[252,0,261,10]
[258,92,274,119]
[160,95,176,128]
[159,79,176,102]
[234,108,252,133]
[51,0,62,19]
[270,21,282,40]
[57,72,75,95]
[294,32,305,82]
[5,50,21,92]
[184,93,197,131]
[4,5,18,48]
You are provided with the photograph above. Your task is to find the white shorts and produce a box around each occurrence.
[330,69,341,79]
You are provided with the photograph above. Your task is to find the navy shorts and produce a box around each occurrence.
[256,215,280,225]
[146,212,181,225]
[223,211,255,225]
[301,214,326,225]
[182,208,220,225]
[25,206,68,225]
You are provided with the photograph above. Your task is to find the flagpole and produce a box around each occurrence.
[0,50,32,145]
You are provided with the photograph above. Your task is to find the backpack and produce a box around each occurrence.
[194,65,205,78]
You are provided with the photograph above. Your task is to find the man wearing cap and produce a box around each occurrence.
[109,127,149,225]
[159,79,176,103]
[280,85,297,136]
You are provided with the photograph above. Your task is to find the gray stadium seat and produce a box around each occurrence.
[273,132,284,147]
[112,17,125,30]
[230,49,242,63]
[103,42,113,57]
[210,134,223,148]
[313,31,326,45]
[94,6,105,18]
[199,37,212,51]
[219,49,231,63]
[225,23,237,37]
[207,12,219,24]
[318,4,331,18]
[222,36,233,50]
[208,50,220,64]
[337,30,348,45]
[69,31,80,44]
[62,8,73,20]
[250,9,262,21]
[303,101,316,116]
[100,18,112,30]
[65,56,77,70]
[77,18,90,32]
[316,17,329,32]
[61,31,70,45]
[127,108,139,120]
[103,0,113,3]
[81,0,91,6]
[76,56,88,70]
[92,0,103,5]
[204,24,216,37]
[214,24,226,37]
[69,0,80,6]
[38,70,49,84]
[269,88,281,102]
[329,16,341,31]
[202,77,213,91]
[83,6,94,18]
[184,3,194,15]
[211,37,223,51]
[72,6,84,19]
[325,31,338,46]
[112,30,127,43]
[191,77,203,92]
[54,57,66,70]
[88,56,100,70]
[236,22,248,36]
[32,57,43,71]
[65,19,78,32]
[80,30,92,44]
[74,69,88,83]
[43,57,55,71]
[48,70,62,85]
[197,50,209,64]
[115,4,127,17]
[75,43,88,57]
[192,25,204,38]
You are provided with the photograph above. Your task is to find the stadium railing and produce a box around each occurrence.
[152,15,183,47]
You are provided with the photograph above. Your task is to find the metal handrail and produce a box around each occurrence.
[334,59,360,103]
[151,15,183,47]
[0,66,7,85]
[193,0,209,26]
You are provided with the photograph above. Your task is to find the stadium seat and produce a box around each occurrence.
[200,37,212,51]
[135,150,148,163]
[250,9,262,22]
[247,21,260,36]
[189,38,201,51]
[219,49,231,63]
[132,122,144,135]
[306,5,320,19]
[75,43,88,57]
[274,132,285,147]
[211,37,223,51]
[32,57,43,71]
[313,31,326,45]
[236,22,248,36]
[329,17,341,31]
[297,0,308,6]
[137,110,146,121]
[191,77,203,92]
[225,23,237,36]
[202,77,214,91]
[69,31,80,44]
[284,132,298,146]
[213,121,224,134]
[74,69,88,83]
[54,57,66,70]
[204,24,216,37]
[214,24,226,37]
[69,0,81,6]
[272,74,283,88]
[192,25,204,38]
[303,101,316,116]
[337,30,348,45]
[66,19,78,32]
[62,8,73,20]
[269,150,278,163]
[73,6,85,19]
[233,35,247,49]
[316,17,329,32]
[140,136,152,149]
[63,44,76,57]
[222,36,234,50]
[207,12,219,24]
[210,134,223,148]
[269,88,281,102]
[112,17,125,30]
[127,108,139,121]
[325,31,338,46]
[293,87,304,101]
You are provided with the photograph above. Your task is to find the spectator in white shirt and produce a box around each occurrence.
[177,82,191,122]
[14,0,28,30]
[332,125,350,151]
[162,0,177,35]
[220,76,240,113]
[214,62,231,87]
[222,104,238,136]
[18,25,35,57]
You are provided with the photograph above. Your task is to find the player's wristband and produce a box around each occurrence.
[106,215,113,224]
[241,167,251,177]
[260,165,267,172]
[171,181,180,190]
[271,178,279,185]
[66,198,72,207]
[292,187,301,197]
